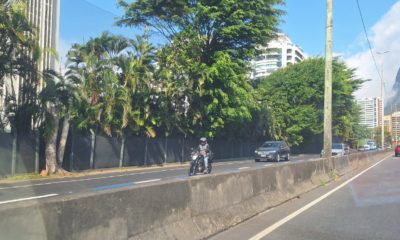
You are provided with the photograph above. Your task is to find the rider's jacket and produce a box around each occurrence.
[197,143,210,156]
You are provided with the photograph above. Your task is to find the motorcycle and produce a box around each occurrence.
[188,150,212,176]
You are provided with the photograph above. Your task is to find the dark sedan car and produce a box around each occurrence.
[255,141,290,162]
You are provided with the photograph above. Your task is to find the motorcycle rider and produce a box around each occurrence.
[197,137,211,173]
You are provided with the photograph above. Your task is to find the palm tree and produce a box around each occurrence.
[39,69,76,174]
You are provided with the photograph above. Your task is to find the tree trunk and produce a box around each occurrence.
[45,106,59,175]
[57,113,70,168]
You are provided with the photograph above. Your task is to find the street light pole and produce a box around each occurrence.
[324,0,333,163]
[377,50,390,149]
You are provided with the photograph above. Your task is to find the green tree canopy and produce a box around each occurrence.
[117,0,284,63]
[257,58,365,146]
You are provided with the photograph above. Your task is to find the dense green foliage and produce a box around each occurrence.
[257,58,365,146]
[0,0,41,132]
[116,0,284,138]
[117,0,284,62]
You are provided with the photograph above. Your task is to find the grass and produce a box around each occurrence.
[2,173,43,181]
[329,169,339,181]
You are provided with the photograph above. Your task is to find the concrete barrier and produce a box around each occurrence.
[0,151,391,240]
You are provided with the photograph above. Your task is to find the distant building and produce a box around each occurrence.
[384,115,392,133]
[356,97,383,129]
[391,112,400,142]
[249,33,305,79]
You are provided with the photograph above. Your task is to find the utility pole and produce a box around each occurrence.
[324,0,333,163]
[377,50,390,149]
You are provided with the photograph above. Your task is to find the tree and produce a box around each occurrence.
[372,127,392,147]
[67,32,158,138]
[117,0,284,63]
[198,52,256,138]
[39,70,76,174]
[0,0,40,131]
[66,32,130,134]
[117,0,283,138]
[256,58,364,146]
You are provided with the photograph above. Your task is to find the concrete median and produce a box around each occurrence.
[0,151,391,240]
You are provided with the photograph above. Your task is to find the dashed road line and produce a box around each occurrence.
[0,194,58,205]
[238,167,250,170]
[134,179,161,184]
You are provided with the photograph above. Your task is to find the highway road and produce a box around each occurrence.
[0,154,319,206]
[209,154,400,240]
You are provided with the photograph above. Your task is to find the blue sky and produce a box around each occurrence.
[60,0,400,98]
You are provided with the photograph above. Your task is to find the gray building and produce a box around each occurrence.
[27,0,60,80]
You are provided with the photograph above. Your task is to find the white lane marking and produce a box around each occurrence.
[134,179,161,184]
[239,167,250,170]
[0,161,254,190]
[249,154,392,240]
[0,194,58,205]
[0,156,315,190]
[0,168,187,190]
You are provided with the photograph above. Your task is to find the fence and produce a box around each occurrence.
[63,134,262,172]
[0,131,263,176]
[0,130,323,176]
[0,132,37,176]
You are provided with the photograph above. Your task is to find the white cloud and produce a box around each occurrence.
[345,1,400,100]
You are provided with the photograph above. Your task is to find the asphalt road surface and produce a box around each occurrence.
[0,154,319,206]
[209,154,399,240]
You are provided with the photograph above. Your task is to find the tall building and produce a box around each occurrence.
[384,115,392,133]
[356,97,383,129]
[250,33,305,79]
[391,112,400,142]
[27,0,60,78]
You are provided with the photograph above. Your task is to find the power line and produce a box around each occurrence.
[80,0,119,17]
[355,0,383,81]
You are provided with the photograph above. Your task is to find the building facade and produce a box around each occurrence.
[356,97,383,129]
[391,112,400,142]
[384,115,392,133]
[27,0,60,78]
[250,33,305,79]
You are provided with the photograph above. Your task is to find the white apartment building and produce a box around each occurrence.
[250,33,305,79]
[356,97,383,129]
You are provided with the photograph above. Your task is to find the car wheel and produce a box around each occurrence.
[286,153,290,161]
[276,154,280,162]
[255,159,260,162]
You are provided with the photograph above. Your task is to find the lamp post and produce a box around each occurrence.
[376,50,390,149]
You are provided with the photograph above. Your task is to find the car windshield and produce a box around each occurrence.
[261,142,280,148]
[332,144,342,149]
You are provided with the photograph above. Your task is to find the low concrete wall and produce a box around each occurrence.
[0,151,391,240]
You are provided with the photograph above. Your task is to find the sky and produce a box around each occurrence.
[59,0,400,99]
